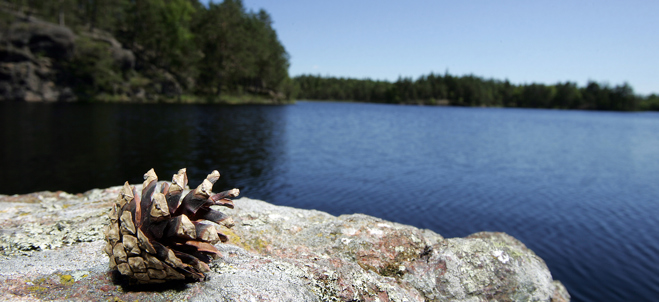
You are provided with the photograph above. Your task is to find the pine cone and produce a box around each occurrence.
[103,168,239,283]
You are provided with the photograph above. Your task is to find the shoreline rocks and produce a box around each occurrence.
[0,187,570,301]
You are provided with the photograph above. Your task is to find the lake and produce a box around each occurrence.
[1,101,658,301]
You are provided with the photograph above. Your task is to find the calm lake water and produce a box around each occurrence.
[2,101,659,301]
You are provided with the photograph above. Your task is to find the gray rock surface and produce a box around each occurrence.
[0,186,570,301]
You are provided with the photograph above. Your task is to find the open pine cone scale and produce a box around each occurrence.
[104,168,239,283]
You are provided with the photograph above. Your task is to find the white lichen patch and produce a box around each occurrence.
[71,270,90,281]
[342,228,358,236]
[376,223,391,229]
[267,213,289,222]
[367,228,384,237]
[492,250,510,264]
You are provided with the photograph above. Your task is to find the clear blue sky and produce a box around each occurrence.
[204,0,658,95]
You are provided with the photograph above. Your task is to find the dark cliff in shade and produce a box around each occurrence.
[0,17,76,101]
[0,1,297,103]
[0,16,186,102]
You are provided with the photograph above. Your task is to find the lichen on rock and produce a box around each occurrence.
[0,187,570,301]
[0,190,111,256]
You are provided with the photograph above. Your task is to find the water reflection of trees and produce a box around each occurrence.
[0,102,288,195]
[111,104,289,200]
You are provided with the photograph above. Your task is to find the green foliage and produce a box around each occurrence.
[279,76,300,101]
[295,75,393,102]
[61,36,123,100]
[121,0,198,81]
[7,0,127,32]
[14,0,292,103]
[638,94,659,111]
[553,82,582,109]
[294,74,645,111]
[192,0,290,99]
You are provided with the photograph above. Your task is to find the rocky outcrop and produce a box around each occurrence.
[78,30,134,72]
[0,186,570,301]
[0,14,161,102]
[0,20,77,101]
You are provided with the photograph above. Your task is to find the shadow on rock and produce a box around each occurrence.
[110,270,193,293]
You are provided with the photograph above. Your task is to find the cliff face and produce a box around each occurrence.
[0,186,570,301]
[0,19,77,101]
[0,10,293,104]
[0,15,187,102]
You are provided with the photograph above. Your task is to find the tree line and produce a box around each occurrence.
[3,0,295,102]
[294,73,659,111]
[4,0,657,108]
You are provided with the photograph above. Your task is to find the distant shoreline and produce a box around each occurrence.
[294,74,659,111]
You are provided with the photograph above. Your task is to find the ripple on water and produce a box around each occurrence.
[2,101,659,302]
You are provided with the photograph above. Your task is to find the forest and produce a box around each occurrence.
[1,0,296,102]
[295,74,659,111]
[2,0,658,109]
